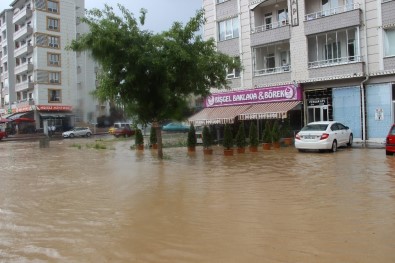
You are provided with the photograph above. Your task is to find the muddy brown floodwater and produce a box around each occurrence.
[1,137,395,263]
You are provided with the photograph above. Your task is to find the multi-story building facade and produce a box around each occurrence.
[190,0,395,142]
[0,0,108,133]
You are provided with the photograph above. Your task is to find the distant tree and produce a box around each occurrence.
[223,124,234,150]
[149,126,157,145]
[249,122,258,147]
[135,129,144,146]
[235,123,247,148]
[68,5,240,159]
[202,125,212,149]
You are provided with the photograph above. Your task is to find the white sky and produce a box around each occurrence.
[0,0,202,32]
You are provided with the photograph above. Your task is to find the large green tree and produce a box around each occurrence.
[68,4,239,158]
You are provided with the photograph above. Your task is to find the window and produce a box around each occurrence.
[226,56,241,79]
[324,42,341,63]
[278,9,288,25]
[49,72,60,83]
[48,53,60,66]
[47,1,59,13]
[384,28,395,57]
[217,0,227,3]
[48,89,61,102]
[218,17,239,41]
[48,36,60,48]
[47,17,59,31]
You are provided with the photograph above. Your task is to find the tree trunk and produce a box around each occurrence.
[153,121,163,159]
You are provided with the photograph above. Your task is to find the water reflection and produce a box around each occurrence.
[0,139,395,262]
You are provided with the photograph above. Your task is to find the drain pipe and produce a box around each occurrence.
[360,1,370,147]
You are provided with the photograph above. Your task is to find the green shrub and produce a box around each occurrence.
[187,123,196,148]
[262,121,272,143]
[223,124,234,150]
[135,129,144,146]
[271,119,281,143]
[149,126,157,144]
[235,123,247,148]
[249,122,259,147]
[202,126,212,149]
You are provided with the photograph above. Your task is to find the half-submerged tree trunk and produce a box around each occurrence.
[153,121,163,159]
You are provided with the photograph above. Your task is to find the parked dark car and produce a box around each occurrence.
[0,128,6,140]
[385,124,395,155]
[113,127,135,138]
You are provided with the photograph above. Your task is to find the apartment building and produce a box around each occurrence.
[0,0,108,133]
[190,0,395,142]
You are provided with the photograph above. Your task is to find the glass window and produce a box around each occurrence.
[48,36,60,48]
[218,17,239,41]
[384,29,395,57]
[49,72,60,83]
[48,53,60,66]
[226,56,241,79]
[48,89,61,102]
[47,1,59,13]
[47,18,59,31]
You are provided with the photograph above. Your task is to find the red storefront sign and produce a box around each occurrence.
[36,105,73,111]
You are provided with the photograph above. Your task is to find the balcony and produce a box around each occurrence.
[14,62,33,75]
[14,43,33,58]
[13,25,33,42]
[13,6,32,24]
[304,4,361,35]
[251,21,291,46]
[13,98,35,108]
[15,81,34,92]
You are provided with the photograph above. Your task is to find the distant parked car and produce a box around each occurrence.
[0,127,6,140]
[385,124,395,156]
[295,121,353,152]
[162,122,189,133]
[108,122,133,135]
[62,127,92,138]
[113,127,135,138]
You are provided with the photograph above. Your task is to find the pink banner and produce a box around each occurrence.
[204,85,302,108]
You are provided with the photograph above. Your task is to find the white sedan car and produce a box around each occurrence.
[295,121,353,152]
[62,127,92,138]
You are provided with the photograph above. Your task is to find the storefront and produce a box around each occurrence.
[189,84,303,139]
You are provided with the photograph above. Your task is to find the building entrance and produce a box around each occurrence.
[307,105,329,122]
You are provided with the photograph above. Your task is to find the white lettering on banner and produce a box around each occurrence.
[232,93,258,102]
[264,90,286,99]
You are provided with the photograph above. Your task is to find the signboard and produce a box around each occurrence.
[307,98,327,106]
[204,85,301,108]
[375,108,384,121]
[290,0,299,26]
[36,105,73,111]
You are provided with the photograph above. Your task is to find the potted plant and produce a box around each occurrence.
[202,125,213,155]
[149,126,158,149]
[281,119,293,146]
[187,123,197,152]
[271,119,281,148]
[223,124,234,156]
[262,121,272,150]
[249,122,259,152]
[235,123,247,153]
[135,129,144,150]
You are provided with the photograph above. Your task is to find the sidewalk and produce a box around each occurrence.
[2,129,109,142]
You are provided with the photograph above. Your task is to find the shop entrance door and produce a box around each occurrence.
[308,105,329,123]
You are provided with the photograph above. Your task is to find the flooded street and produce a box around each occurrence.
[1,138,395,263]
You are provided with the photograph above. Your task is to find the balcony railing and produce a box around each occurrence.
[13,6,32,24]
[252,20,289,34]
[15,81,34,92]
[13,25,33,41]
[308,55,362,68]
[15,62,33,75]
[14,43,33,58]
[12,98,35,107]
[254,65,291,76]
[305,4,360,21]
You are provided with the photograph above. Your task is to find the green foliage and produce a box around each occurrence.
[280,119,292,138]
[235,123,247,148]
[68,5,240,125]
[187,123,196,148]
[249,122,259,147]
[202,126,212,149]
[223,124,234,150]
[135,129,144,145]
[149,126,157,144]
[271,120,281,143]
[262,121,272,143]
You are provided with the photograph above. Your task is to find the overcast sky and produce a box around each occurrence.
[0,0,202,32]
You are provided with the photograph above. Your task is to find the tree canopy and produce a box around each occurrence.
[68,4,239,125]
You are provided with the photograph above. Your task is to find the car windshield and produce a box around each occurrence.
[390,126,395,135]
[301,124,328,131]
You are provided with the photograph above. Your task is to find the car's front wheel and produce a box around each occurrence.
[86,132,92,137]
[347,134,353,147]
[331,140,337,152]
[69,133,75,138]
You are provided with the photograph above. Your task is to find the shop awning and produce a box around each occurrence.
[7,112,31,120]
[189,105,251,126]
[238,101,301,120]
